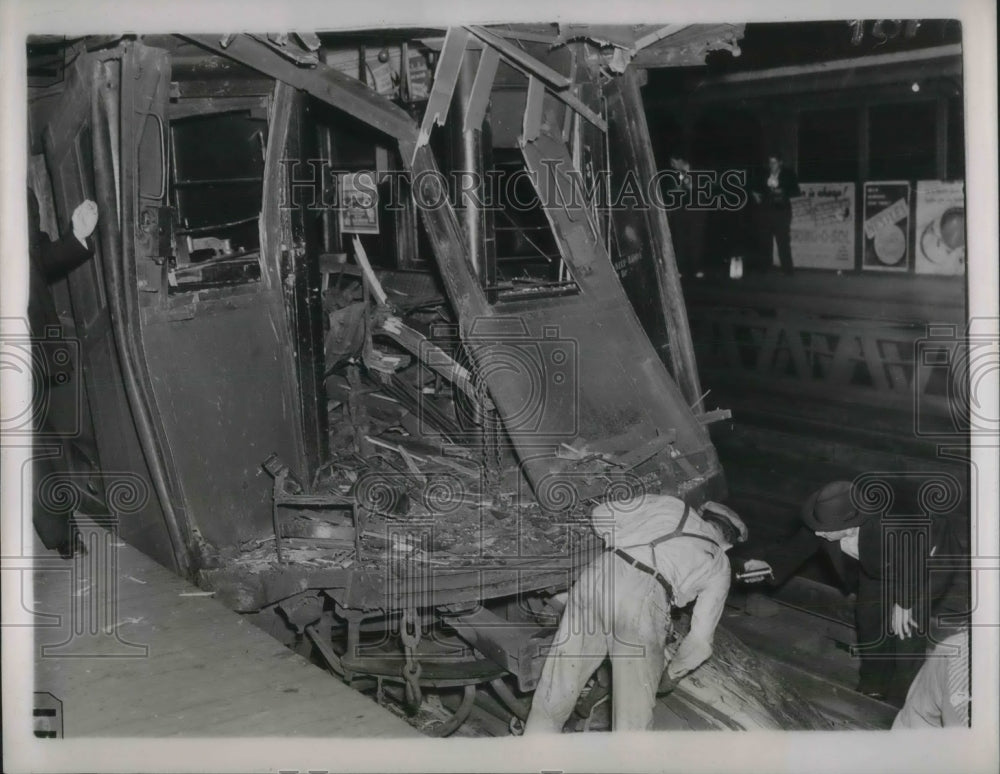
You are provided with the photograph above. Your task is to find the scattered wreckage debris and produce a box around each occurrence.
[245,248,648,576]
[28,23,869,734]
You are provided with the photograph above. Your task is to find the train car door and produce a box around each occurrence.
[122,41,308,558]
[42,50,180,567]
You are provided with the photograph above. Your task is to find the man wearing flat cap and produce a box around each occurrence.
[738,480,962,706]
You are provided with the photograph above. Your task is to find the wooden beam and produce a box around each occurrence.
[489,28,562,45]
[613,69,705,412]
[630,23,744,68]
[464,25,606,132]
[464,46,500,133]
[522,75,545,144]
[691,65,963,107]
[631,24,691,53]
[552,85,607,133]
[858,104,870,268]
[399,140,486,325]
[416,27,470,149]
[351,236,388,306]
[181,34,417,144]
[697,408,733,425]
[465,25,571,89]
[695,43,962,86]
[936,95,949,179]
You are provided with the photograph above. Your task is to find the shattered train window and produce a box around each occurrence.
[486,149,578,303]
[167,108,266,291]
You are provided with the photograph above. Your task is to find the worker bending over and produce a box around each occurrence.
[524,493,748,733]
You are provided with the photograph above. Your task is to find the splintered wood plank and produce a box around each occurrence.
[33,521,419,737]
[665,618,837,730]
[416,27,470,149]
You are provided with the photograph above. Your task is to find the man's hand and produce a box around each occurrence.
[665,659,689,683]
[71,200,99,246]
[736,559,773,584]
[890,603,917,640]
[657,670,681,697]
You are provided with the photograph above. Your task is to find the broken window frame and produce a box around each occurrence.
[415,31,612,306]
[163,94,272,292]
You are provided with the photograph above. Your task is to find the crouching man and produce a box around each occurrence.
[735,480,964,704]
[524,494,748,733]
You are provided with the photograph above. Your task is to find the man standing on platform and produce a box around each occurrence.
[751,152,800,275]
[664,148,709,280]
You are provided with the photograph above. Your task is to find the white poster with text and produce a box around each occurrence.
[777,182,856,270]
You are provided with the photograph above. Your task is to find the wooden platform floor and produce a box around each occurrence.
[31,517,419,738]
[721,599,898,729]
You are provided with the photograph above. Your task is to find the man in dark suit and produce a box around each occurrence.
[737,480,964,706]
[750,153,800,275]
[663,148,708,279]
[28,188,100,556]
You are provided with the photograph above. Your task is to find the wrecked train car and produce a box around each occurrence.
[28,26,839,731]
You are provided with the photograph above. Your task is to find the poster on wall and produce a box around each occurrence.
[338,171,380,234]
[862,181,911,271]
[914,180,966,276]
[775,182,856,270]
[405,49,430,101]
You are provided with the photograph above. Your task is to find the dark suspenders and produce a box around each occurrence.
[609,504,723,602]
[649,504,722,551]
[612,547,675,601]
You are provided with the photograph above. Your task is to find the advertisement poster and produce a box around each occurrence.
[862,181,911,271]
[914,180,966,276]
[338,171,380,234]
[776,182,856,270]
[405,49,430,101]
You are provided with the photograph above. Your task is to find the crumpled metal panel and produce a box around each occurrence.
[506,129,722,502]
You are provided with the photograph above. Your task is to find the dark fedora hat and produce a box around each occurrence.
[801,481,869,532]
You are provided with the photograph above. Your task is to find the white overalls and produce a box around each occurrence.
[524,495,732,733]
